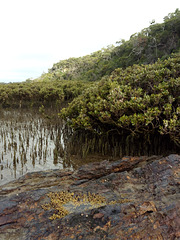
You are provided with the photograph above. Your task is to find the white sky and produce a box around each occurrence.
[0,0,179,83]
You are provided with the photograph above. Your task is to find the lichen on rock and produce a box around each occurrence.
[42,191,107,220]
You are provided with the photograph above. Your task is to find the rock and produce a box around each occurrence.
[93,212,104,219]
[0,154,180,239]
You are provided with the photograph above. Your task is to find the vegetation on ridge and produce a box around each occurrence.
[49,9,180,82]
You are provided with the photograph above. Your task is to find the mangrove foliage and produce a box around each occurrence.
[61,53,180,146]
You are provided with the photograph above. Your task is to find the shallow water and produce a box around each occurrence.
[1,107,178,186]
[0,108,74,185]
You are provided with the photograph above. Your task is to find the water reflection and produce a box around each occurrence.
[0,108,72,185]
[1,107,178,186]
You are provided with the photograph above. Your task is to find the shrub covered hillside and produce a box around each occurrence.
[61,53,180,146]
[49,9,180,82]
[0,9,179,110]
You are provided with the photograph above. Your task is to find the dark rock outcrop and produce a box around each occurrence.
[0,154,180,239]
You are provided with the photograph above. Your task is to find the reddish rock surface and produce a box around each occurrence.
[0,154,180,240]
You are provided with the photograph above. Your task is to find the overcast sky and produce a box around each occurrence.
[0,0,179,83]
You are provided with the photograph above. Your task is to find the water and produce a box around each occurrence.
[1,107,178,186]
[0,108,73,186]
